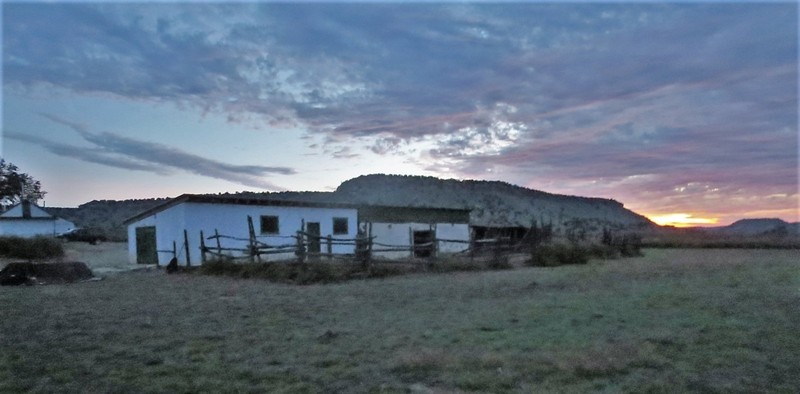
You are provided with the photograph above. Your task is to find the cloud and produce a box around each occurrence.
[6,4,794,142]
[5,132,172,175]
[4,3,797,219]
[31,114,295,190]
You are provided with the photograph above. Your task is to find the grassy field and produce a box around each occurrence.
[1,247,798,393]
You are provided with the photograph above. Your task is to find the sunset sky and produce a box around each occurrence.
[2,2,798,227]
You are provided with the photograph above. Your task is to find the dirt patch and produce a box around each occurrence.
[0,261,95,286]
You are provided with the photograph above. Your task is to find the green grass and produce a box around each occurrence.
[1,248,799,392]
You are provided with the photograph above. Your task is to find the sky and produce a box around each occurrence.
[2,2,798,227]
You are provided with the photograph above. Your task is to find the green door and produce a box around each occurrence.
[136,226,158,264]
[307,222,321,256]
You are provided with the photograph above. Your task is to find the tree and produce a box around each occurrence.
[0,159,46,208]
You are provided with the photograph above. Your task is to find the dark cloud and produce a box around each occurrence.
[4,3,797,218]
[35,114,295,190]
[5,132,171,175]
[6,4,794,137]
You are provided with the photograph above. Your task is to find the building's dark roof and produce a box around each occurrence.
[123,194,361,225]
[124,194,471,225]
[358,206,470,224]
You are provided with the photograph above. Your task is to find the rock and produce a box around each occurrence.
[0,262,94,286]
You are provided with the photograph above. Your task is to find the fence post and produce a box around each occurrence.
[247,216,257,263]
[183,229,191,266]
[432,223,438,258]
[326,235,332,261]
[367,222,373,272]
[214,229,222,256]
[409,227,414,258]
[172,241,177,262]
[200,230,206,264]
[296,231,305,263]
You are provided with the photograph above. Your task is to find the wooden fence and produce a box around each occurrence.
[193,216,524,266]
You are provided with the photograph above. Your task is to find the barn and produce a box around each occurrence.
[0,200,75,238]
[124,194,471,265]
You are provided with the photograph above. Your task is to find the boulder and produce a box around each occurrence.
[0,261,94,286]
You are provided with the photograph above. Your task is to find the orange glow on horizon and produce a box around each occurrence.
[647,213,720,227]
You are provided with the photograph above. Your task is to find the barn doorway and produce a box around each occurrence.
[306,222,321,257]
[413,230,434,258]
[135,226,158,265]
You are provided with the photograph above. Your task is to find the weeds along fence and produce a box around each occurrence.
[165,216,640,268]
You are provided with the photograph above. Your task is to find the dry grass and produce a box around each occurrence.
[61,242,132,272]
[1,241,131,272]
[1,248,798,392]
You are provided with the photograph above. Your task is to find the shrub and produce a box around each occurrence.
[289,262,342,285]
[557,244,589,265]
[588,244,620,260]
[618,234,643,257]
[528,244,557,266]
[486,256,513,270]
[366,264,407,279]
[198,259,242,276]
[528,244,589,266]
[0,236,65,260]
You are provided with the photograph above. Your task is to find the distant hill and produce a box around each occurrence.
[48,174,660,242]
[641,217,800,248]
[47,175,795,248]
[336,174,654,230]
[712,218,800,236]
[237,174,655,237]
[47,199,168,241]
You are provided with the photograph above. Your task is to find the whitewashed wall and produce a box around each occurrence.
[0,218,75,238]
[183,203,358,264]
[367,222,470,259]
[435,223,471,253]
[128,202,358,265]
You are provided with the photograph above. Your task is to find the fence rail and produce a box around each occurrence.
[193,215,532,267]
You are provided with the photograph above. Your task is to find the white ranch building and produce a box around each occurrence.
[0,200,75,238]
[124,194,471,265]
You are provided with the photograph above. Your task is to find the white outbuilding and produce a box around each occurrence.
[0,200,76,238]
[124,194,472,265]
[124,194,360,265]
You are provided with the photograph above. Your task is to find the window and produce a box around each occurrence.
[260,215,279,234]
[333,217,349,235]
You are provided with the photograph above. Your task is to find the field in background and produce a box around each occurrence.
[62,242,132,272]
[1,248,799,392]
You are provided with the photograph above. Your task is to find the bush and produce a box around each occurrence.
[197,259,243,276]
[588,244,620,260]
[486,256,513,270]
[528,244,589,266]
[289,262,341,285]
[366,264,407,279]
[601,229,643,257]
[618,234,643,257]
[0,236,65,260]
[557,244,589,265]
